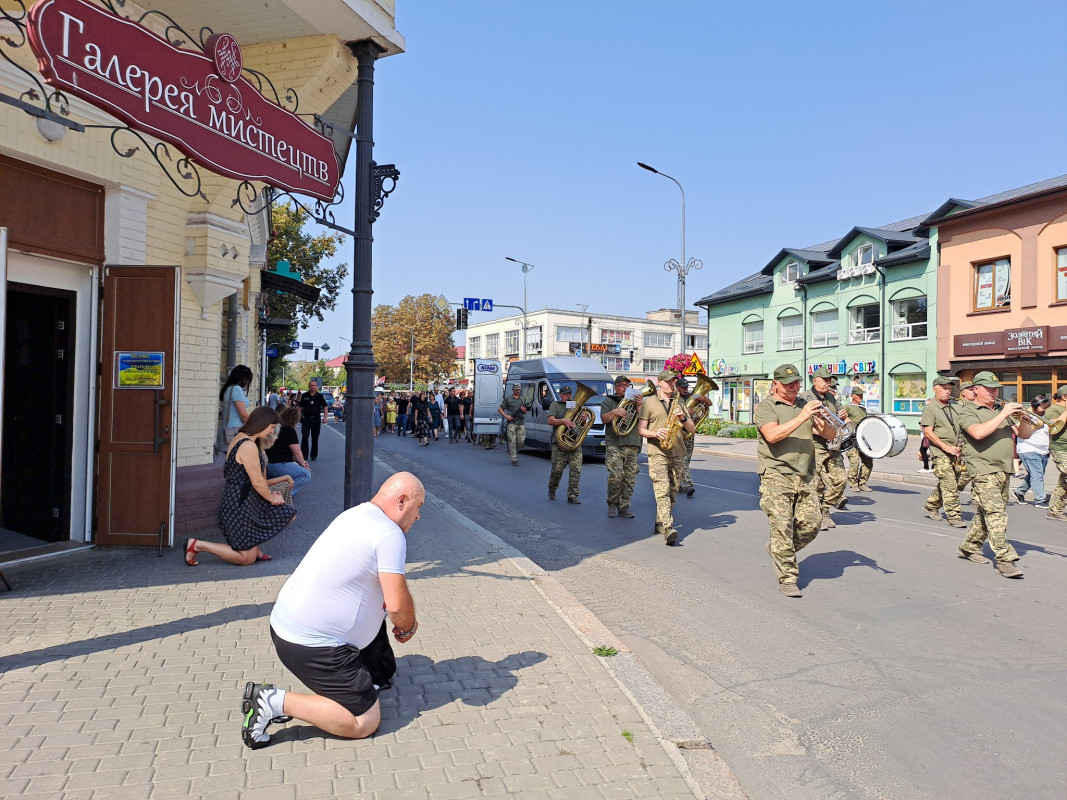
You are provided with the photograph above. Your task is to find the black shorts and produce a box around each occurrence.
[270,627,378,717]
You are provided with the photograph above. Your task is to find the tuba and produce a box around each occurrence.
[682,374,717,440]
[555,382,597,452]
[611,380,657,436]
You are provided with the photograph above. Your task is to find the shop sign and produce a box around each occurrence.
[568,342,621,354]
[28,0,339,200]
[710,358,736,376]
[1052,326,1067,348]
[851,360,877,374]
[1005,325,1048,354]
[953,331,1005,357]
[114,351,164,389]
[807,360,848,376]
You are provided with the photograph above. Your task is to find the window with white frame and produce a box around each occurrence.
[468,337,481,359]
[685,333,707,351]
[850,304,880,343]
[743,320,764,353]
[556,325,585,342]
[974,258,1010,310]
[603,356,628,371]
[891,297,927,340]
[810,310,838,347]
[780,261,803,284]
[849,244,874,268]
[601,329,632,345]
[642,358,666,373]
[486,333,499,357]
[526,325,543,351]
[643,331,673,348]
[504,330,519,354]
[779,315,802,350]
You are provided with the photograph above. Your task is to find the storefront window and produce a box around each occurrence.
[892,373,927,415]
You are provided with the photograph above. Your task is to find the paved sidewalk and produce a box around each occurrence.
[0,427,744,800]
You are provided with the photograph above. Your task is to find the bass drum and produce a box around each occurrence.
[856,414,908,458]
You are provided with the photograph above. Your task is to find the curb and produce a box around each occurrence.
[375,454,750,800]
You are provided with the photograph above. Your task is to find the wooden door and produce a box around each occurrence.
[97,267,177,546]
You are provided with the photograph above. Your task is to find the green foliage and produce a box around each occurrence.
[372,295,457,385]
[593,646,619,657]
[697,416,728,435]
[266,203,348,330]
[715,423,758,439]
[621,731,634,745]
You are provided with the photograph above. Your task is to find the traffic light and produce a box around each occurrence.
[456,308,468,330]
[314,348,319,360]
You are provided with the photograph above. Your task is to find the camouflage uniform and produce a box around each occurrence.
[844,403,871,489]
[754,392,821,588]
[957,403,1019,565]
[500,394,527,464]
[800,387,846,514]
[1045,404,1067,515]
[921,399,965,524]
[681,432,696,490]
[602,393,642,514]
[639,394,686,537]
[548,399,582,499]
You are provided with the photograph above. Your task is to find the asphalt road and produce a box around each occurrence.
[363,427,1067,800]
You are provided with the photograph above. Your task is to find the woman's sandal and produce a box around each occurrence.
[257,552,271,561]
[184,538,198,566]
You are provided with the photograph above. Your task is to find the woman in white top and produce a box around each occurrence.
[1015,395,1051,505]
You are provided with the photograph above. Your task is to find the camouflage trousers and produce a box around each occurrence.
[760,471,822,586]
[549,445,582,499]
[959,472,1019,563]
[681,434,696,488]
[813,448,846,512]
[478,433,496,449]
[647,450,683,532]
[846,448,873,488]
[505,422,526,462]
[605,443,640,511]
[925,455,964,523]
[1049,451,1067,514]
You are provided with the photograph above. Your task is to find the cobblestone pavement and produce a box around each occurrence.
[0,428,742,800]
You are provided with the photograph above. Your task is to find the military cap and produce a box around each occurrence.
[657,369,678,381]
[850,386,864,396]
[959,380,973,391]
[773,364,801,382]
[614,375,632,385]
[558,384,573,394]
[932,376,955,387]
[810,366,832,379]
[1054,385,1067,399]
[970,371,1000,388]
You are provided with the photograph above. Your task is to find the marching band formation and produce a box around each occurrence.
[505,364,1067,598]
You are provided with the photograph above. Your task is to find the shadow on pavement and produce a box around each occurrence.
[798,550,894,588]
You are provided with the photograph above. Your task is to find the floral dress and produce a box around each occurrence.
[217,438,296,551]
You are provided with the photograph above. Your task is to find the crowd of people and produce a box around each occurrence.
[375,387,478,444]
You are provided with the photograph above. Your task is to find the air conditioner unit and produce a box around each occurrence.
[836,269,848,281]
[849,266,862,278]
[862,264,876,275]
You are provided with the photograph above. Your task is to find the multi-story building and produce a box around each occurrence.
[695,175,1066,433]
[457,308,703,383]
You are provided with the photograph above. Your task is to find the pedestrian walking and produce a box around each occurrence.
[600,375,642,518]
[547,385,583,503]
[241,473,424,749]
[1045,386,1067,521]
[385,394,397,433]
[921,377,967,527]
[844,386,873,491]
[445,388,463,443]
[298,378,329,461]
[1015,395,1051,505]
[499,382,528,465]
[637,370,696,544]
[800,366,847,529]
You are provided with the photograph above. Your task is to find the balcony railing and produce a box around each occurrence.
[779,335,803,351]
[892,322,928,340]
[743,340,764,354]
[849,327,880,344]
[811,332,839,347]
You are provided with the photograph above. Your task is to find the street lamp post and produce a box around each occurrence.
[637,162,702,355]
[505,257,535,359]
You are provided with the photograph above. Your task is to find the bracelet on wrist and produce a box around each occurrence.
[397,623,417,637]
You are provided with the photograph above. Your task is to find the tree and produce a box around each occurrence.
[264,203,348,388]
[372,295,457,386]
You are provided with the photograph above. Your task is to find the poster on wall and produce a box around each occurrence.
[752,379,772,408]
[115,352,165,389]
[892,374,927,415]
[975,263,993,309]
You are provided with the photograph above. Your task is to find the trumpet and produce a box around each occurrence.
[611,380,657,436]
[816,406,857,452]
[1009,408,1067,436]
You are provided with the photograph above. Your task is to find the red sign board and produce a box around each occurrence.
[28,0,339,201]
[953,331,1005,357]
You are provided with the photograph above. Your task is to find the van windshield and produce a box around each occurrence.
[551,380,614,402]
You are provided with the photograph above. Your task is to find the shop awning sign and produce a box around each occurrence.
[27,0,340,201]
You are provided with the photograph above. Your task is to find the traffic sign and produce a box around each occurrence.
[291,340,300,349]
[480,299,493,311]
[302,342,314,350]
[463,297,481,311]
[321,343,330,352]
[682,352,706,375]
[434,294,450,312]
[266,347,279,358]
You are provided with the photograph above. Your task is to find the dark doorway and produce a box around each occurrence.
[1,283,76,542]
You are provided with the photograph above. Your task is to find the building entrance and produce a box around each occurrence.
[1,284,76,542]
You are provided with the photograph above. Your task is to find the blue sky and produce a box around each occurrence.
[298,0,1067,354]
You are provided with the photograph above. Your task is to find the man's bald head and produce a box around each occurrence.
[372,472,425,533]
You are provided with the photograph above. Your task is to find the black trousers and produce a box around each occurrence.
[301,420,321,460]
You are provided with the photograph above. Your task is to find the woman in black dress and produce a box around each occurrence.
[185,407,296,566]
[412,391,431,446]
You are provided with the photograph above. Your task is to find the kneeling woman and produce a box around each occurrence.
[185,407,297,566]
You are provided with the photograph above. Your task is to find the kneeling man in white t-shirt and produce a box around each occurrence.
[241,472,425,749]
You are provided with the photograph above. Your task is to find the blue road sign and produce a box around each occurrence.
[480,299,493,311]
[463,297,481,311]
[302,342,314,350]
[291,341,300,349]
[266,347,279,358]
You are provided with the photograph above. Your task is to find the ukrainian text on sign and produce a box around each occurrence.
[28,0,340,200]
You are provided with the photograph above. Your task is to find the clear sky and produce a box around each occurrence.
[297,0,1067,356]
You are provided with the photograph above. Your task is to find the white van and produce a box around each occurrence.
[504,357,615,457]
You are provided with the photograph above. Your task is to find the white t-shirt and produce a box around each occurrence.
[270,502,408,649]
